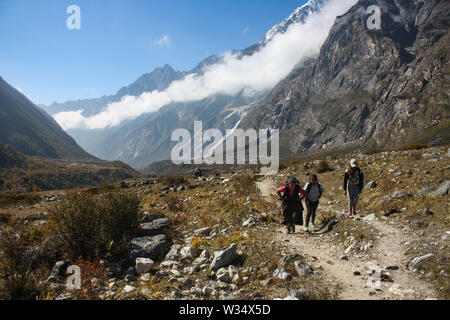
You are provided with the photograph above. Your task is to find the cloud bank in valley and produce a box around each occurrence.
[54,0,358,131]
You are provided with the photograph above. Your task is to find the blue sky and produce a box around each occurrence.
[0,0,307,105]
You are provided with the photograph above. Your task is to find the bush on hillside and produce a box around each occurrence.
[49,190,140,260]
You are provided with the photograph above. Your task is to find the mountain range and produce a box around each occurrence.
[40,0,330,170]
[40,0,449,172]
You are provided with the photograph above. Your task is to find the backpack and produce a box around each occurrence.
[306,182,323,199]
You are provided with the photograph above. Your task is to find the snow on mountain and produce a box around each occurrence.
[260,0,328,45]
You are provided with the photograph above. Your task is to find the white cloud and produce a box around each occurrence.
[54,0,358,131]
[154,34,171,46]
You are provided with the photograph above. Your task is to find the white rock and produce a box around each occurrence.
[389,284,415,296]
[180,246,199,259]
[122,285,135,294]
[135,258,154,274]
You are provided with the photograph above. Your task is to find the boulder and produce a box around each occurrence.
[407,253,434,269]
[432,180,450,197]
[273,267,291,281]
[180,246,200,259]
[135,258,154,274]
[294,261,314,277]
[194,227,213,237]
[362,214,378,222]
[165,248,179,261]
[138,218,171,236]
[210,243,238,271]
[366,181,377,189]
[128,234,172,262]
[216,268,231,282]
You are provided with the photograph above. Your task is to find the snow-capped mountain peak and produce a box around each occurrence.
[260,0,328,45]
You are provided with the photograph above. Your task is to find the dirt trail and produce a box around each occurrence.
[255,178,437,300]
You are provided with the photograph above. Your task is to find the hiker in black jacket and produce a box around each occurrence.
[303,174,324,232]
[343,159,364,216]
[277,176,306,234]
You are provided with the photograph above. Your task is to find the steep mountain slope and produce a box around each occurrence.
[240,0,450,155]
[0,76,93,159]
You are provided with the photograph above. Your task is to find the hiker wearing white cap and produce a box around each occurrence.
[343,159,364,216]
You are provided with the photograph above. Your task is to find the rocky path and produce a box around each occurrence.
[255,178,437,300]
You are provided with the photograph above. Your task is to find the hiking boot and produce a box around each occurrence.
[291,226,296,234]
[348,210,352,216]
[352,209,356,215]
[311,223,315,229]
[304,226,309,232]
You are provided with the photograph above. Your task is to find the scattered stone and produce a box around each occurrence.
[294,261,314,277]
[432,180,450,197]
[216,268,231,282]
[366,181,377,189]
[128,234,172,262]
[165,248,179,261]
[135,258,154,274]
[54,293,72,300]
[353,271,361,276]
[344,244,355,255]
[407,253,434,269]
[138,218,170,236]
[180,246,200,259]
[194,227,213,237]
[122,285,136,294]
[286,288,315,300]
[362,214,378,222]
[242,217,255,227]
[202,281,218,296]
[280,253,301,266]
[193,257,209,266]
[199,250,210,259]
[273,267,291,281]
[210,243,238,271]
[389,284,415,296]
[125,274,136,282]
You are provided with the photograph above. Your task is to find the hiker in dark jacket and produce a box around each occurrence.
[277,176,306,234]
[343,159,364,216]
[303,174,324,232]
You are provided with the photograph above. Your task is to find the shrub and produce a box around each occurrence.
[0,225,43,299]
[49,190,140,261]
[69,257,108,300]
[164,194,184,212]
[0,212,11,224]
[315,160,330,174]
[233,175,256,195]
[398,144,429,151]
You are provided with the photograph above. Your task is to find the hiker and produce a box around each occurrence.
[303,174,324,232]
[343,159,364,216]
[277,176,306,234]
